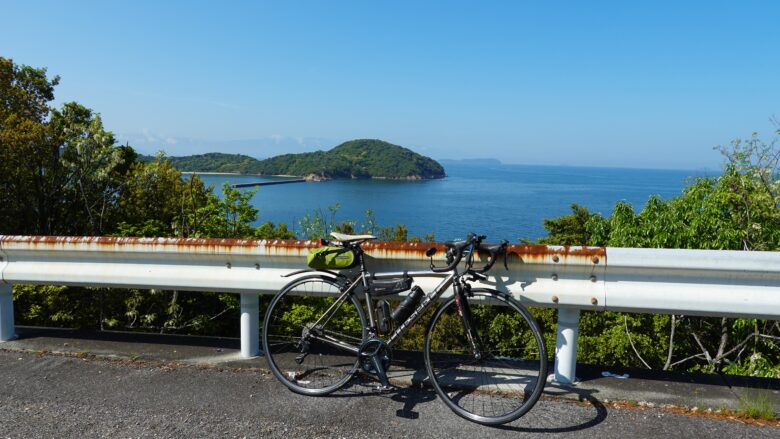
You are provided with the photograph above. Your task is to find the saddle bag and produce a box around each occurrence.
[306,246,357,270]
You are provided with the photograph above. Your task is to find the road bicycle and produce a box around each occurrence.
[261,232,547,425]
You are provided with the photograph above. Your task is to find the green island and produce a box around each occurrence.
[141,139,446,180]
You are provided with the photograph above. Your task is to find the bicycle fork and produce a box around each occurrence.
[454,282,483,359]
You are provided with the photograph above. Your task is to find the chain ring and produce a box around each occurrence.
[358,337,392,373]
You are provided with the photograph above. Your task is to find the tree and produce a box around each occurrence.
[2,57,300,337]
[55,102,135,234]
[0,57,63,234]
[539,125,780,377]
[537,204,597,245]
[0,57,135,236]
[117,153,213,237]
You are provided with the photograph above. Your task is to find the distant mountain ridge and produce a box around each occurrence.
[141,139,446,180]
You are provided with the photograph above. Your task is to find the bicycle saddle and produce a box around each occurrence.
[478,242,507,254]
[330,232,377,243]
[444,234,475,251]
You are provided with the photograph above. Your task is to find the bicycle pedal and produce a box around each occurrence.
[375,384,394,393]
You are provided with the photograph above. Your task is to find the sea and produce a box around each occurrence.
[195,161,715,243]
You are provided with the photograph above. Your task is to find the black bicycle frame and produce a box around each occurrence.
[306,247,458,353]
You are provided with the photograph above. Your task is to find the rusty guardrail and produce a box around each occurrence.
[1,235,779,384]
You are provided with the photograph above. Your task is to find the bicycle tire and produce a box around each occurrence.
[424,288,547,425]
[262,274,367,396]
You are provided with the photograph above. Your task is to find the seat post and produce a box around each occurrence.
[358,246,368,274]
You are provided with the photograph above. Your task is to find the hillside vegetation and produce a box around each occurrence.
[139,152,260,174]
[142,139,446,180]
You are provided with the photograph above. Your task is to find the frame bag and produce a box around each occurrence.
[370,276,413,296]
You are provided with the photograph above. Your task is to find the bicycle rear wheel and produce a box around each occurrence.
[424,289,547,425]
[262,275,367,395]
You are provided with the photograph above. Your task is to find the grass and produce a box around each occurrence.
[738,391,777,421]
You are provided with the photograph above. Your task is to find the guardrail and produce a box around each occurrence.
[1,235,779,384]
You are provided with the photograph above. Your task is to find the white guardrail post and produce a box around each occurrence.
[554,308,580,384]
[240,293,260,358]
[0,283,15,342]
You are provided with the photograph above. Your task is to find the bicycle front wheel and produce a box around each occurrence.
[424,289,547,425]
[262,275,367,395]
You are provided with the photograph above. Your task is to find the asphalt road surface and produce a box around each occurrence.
[0,350,775,438]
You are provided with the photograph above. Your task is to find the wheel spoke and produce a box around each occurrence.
[262,276,366,395]
[425,290,547,425]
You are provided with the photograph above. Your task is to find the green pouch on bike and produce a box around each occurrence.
[306,246,357,270]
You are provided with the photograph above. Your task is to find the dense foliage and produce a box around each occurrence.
[144,139,447,180]
[139,152,261,174]
[0,57,293,334]
[1,58,135,236]
[535,129,780,377]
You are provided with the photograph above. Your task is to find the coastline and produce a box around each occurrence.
[181,171,444,180]
[181,171,243,176]
[181,171,306,178]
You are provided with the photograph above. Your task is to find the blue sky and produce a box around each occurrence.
[3,1,778,169]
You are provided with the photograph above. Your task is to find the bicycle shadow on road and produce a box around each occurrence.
[495,387,608,434]
[386,367,439,419]
[390,384,438,420]
[341,368,608,433]
[332,369,440,418]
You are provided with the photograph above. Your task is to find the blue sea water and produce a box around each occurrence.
[196,162,714,242]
